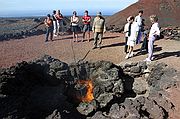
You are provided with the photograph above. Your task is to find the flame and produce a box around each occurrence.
[77,80,94,102]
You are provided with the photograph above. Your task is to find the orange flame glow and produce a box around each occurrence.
[78,80,94,102]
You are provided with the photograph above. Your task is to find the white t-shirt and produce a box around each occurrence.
[149,22,160,38]
[71,16,79,26]
[135,15,142,27]
[124,23,129,37]
[128,22,139,41]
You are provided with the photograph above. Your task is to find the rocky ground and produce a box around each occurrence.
[0,55,179,119]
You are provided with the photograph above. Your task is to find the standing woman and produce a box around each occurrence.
[144,15,160,62]
[71,11,79,42]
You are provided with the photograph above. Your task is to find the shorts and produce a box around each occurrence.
[71,25,78,33]
[127,38,136,47]
[83,24,91,32]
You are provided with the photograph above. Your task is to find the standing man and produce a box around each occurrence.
[44,14,53,42]
[92,12,106,49]
[125,16,139,59]
[135,10,143,44]
[52,10,57,37]
[123,16,132,54]
[55,10,64,35]
[82,10,91,42]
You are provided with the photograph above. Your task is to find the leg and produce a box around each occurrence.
[140,37,146,52]
[50,28,53,41]
[129,46,134,57]
[136,30,142,44]
[88,31,90,42]
[147,37,155,60]
[73,32,75,42]
[82,25,87,40]
[125,37,128,53]
[98,33,103,48]
[76,33,78,42]
[53,21,57,36]
[87,25,91,42]
[60,20,64,33]
[57,21,60,35]
[45,28,50,42]
[93,32,98,49]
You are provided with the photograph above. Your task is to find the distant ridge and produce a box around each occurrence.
[106,0,180,28]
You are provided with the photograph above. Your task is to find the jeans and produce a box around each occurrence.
[136,30,142,44]
[57,20,64,32]
[45,26,53,42]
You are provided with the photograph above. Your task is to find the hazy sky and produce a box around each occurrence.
[0,0,138,17]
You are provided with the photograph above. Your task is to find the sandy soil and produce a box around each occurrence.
[0,32,180,118]
[0,32,179,70]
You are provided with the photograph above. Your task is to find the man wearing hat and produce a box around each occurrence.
[92,12,106,49]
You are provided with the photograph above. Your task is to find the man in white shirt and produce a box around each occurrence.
[145,15,160,62]
[135,10,143,44]
[126,16,139,59]
[123,16,131,54]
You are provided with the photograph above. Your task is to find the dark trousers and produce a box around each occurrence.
[140,36,148,52]
[124,37,128,53]
[46,26,53,42]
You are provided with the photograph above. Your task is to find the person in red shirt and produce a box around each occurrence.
[82,10,91,42]
[44,14,53,42]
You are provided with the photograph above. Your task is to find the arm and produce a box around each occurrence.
[92,18,96,32]
[152,23,160,37]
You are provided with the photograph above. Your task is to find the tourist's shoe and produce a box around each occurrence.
[92,46,97,49]
[97,45,101,49]
[144,58,151,62]
[129,52,134,57]
[54,34,58,37]
[151,56,155,61]
[125,53,129,59]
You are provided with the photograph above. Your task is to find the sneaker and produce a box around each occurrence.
[54,34,58,37]
[129,52,134,57]
[92,46,97,49]
[144,58,151,62]
[125,53,129,59]
[97,45,101,49]
[151,56,155,61]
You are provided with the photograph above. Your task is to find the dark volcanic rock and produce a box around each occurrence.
[0,55,179,119]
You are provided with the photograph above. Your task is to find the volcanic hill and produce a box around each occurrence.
[106,0,180,29]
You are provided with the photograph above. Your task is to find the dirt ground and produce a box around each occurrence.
[0,32,180,118]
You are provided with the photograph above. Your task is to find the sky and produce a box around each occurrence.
[0,0,138,17]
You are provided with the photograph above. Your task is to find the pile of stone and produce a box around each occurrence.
[107,25,124,33]
[161,27,180,41]
[0,55,179,119]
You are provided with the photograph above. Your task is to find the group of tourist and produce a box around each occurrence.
[44,10,106,49]
[124,10,160,62]
[44,9,160,62]
[44,10,64,42]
